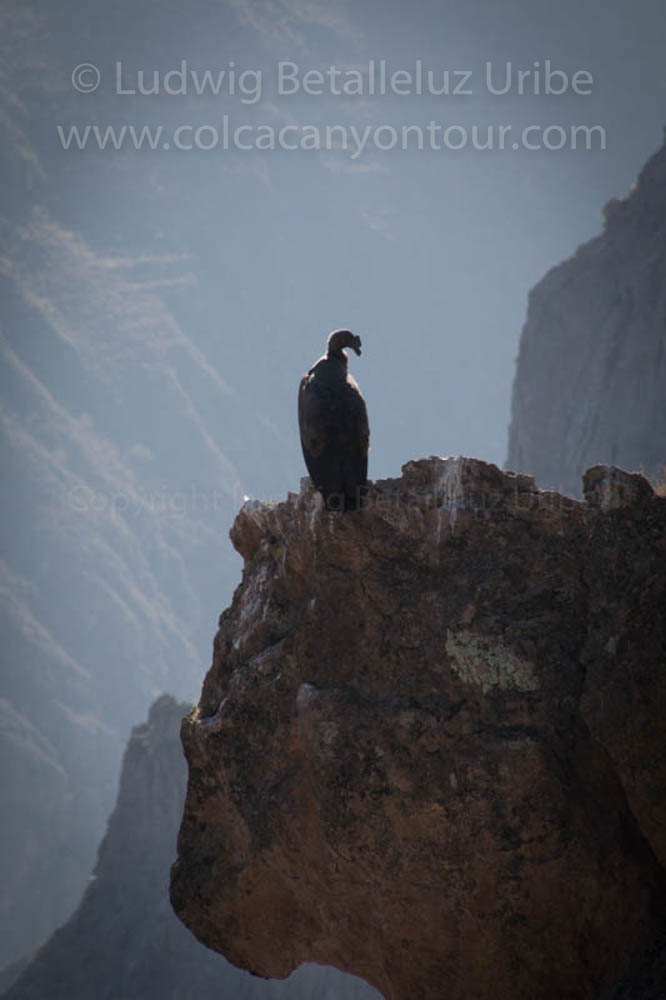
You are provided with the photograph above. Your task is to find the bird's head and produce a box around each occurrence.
[327,329,362,359]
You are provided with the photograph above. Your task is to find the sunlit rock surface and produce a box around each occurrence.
[507,140,666,496]
[171,457,666,1000]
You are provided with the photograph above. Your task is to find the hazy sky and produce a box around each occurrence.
[4,0,666,489]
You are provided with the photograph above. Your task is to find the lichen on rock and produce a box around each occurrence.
[171,457,666,1000]
[445,629,539,693]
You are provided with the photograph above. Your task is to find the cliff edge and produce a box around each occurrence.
[171,458,666,1000]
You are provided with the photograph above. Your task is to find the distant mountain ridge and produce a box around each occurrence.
[507,140,666,495]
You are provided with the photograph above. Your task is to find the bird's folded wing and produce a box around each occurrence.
[298,374,334,458]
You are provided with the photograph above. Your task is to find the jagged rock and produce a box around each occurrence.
[5,694,380,1000]
[170,457,666,1000]
[582,464,656,510]
[507,140,666,497]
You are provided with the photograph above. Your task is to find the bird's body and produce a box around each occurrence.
[298,330,369,511]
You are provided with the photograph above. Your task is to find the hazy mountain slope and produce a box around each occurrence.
[0,25,292,953]
[0,699,81,965]
[0,207,278,959]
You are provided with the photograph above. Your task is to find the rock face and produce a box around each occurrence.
[4,694,379,1000]
[507,141,666,497]
[171,458,666,1000]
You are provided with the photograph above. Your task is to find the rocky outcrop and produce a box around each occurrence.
[507,141,666,496]
[4,694,379,1000]
[171,458,666,1000]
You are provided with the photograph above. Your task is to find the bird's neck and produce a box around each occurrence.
[327,349,348,367]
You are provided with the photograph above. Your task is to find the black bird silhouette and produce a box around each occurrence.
[298,329,369,511]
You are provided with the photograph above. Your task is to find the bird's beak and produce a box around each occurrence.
[353,337,362,356]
